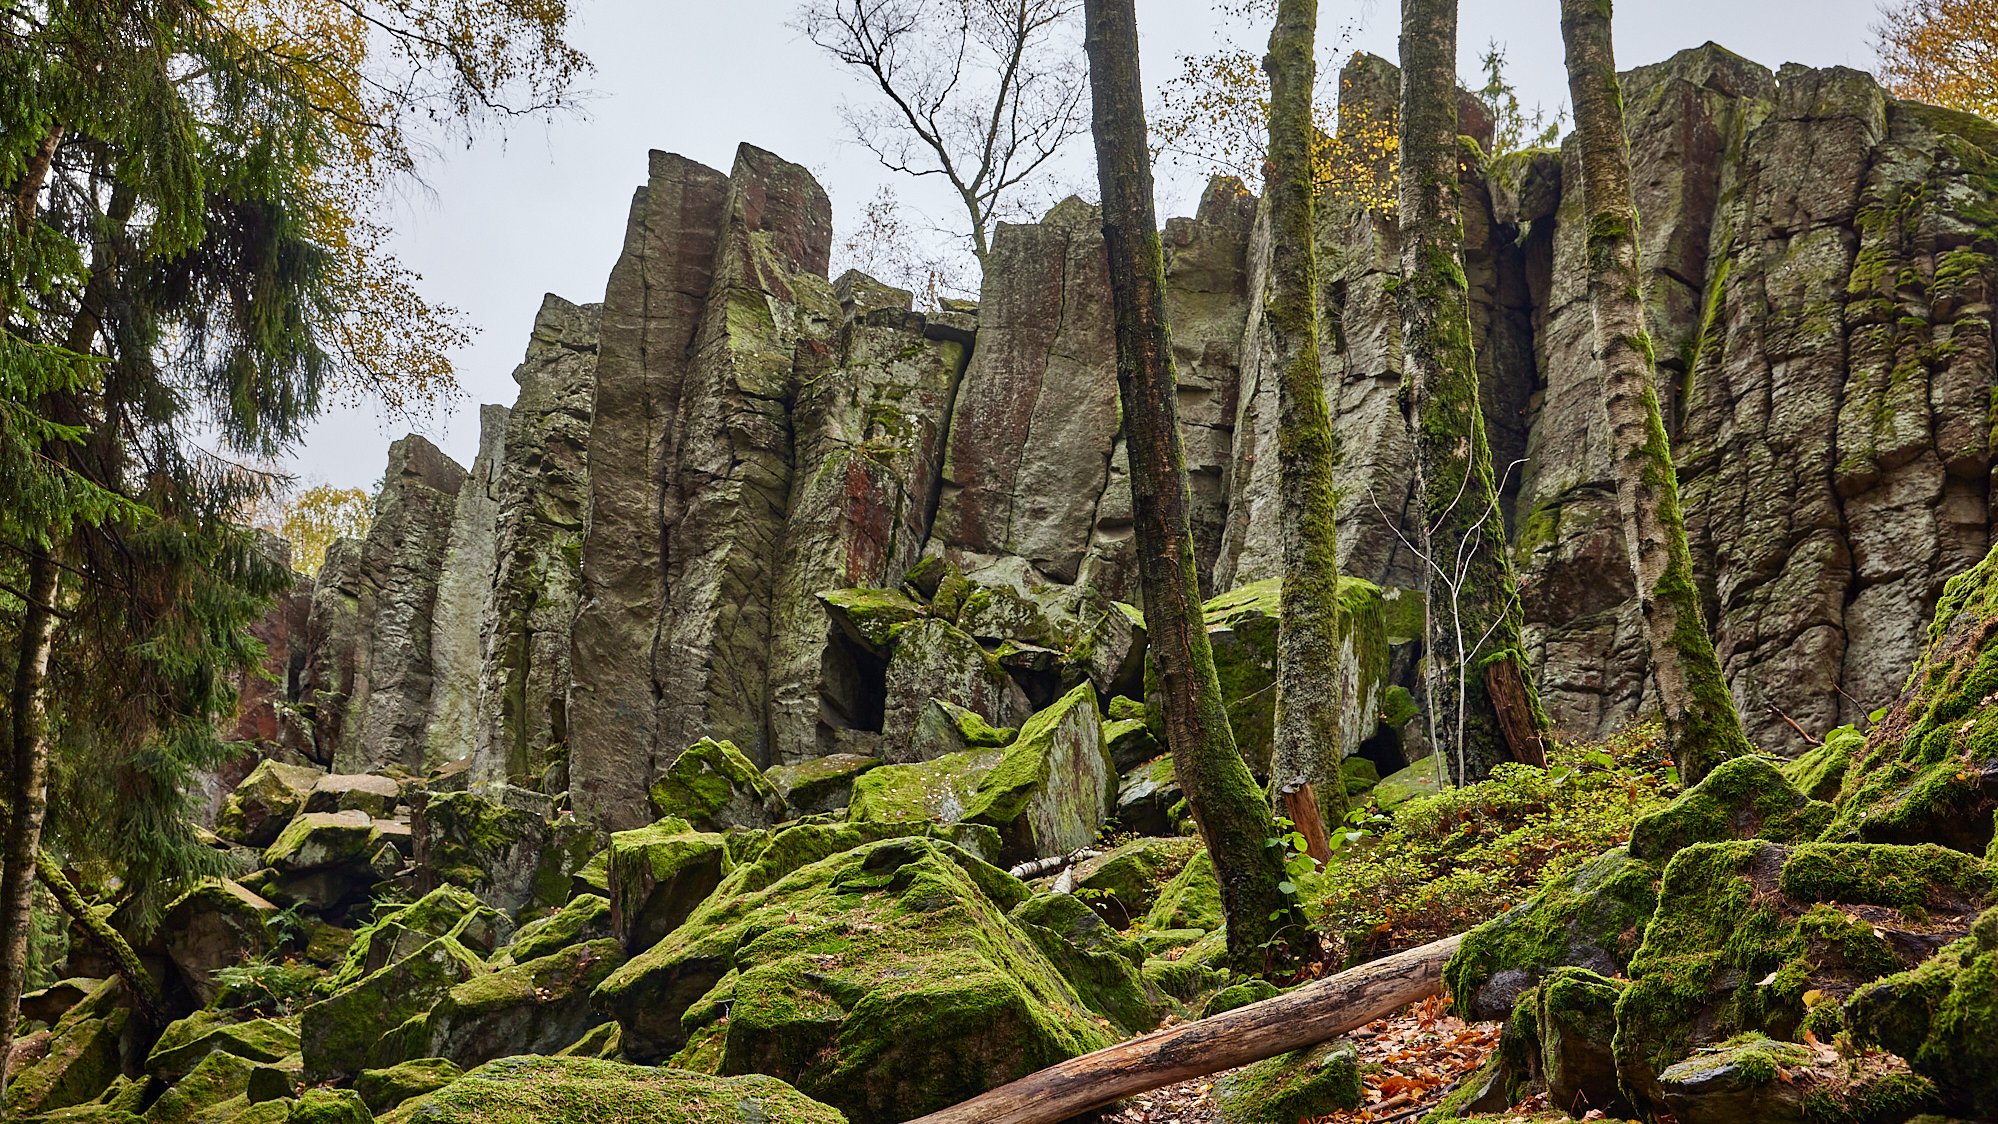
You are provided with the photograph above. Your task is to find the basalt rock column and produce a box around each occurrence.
[427,404,508,767]
[476,296,600,789]
[302,436,468,773]
[652,144,835,770]
[766,273,967,764]
[570,152,729,830]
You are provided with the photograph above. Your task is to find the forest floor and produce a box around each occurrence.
[1101,1001,1501,1124]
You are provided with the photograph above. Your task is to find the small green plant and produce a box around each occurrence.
[212,958,325,1016]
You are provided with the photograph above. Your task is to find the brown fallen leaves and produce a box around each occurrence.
[1099,1000,1501,1124]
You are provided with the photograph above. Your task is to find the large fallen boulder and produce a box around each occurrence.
[161,880,277,1006]
[1848,905,1998,1119]
[218,760,326,847]
[646,738,787,830]
[1614,841,1990,1116]
[2,986,130,1117]
[607,820,728,953]
[378,1056,849,1124]
[413,790,599,919]
[263,810,393,911]
[300,937,486,1082]
[594,836,1125,1121]
[423,938,626,1070]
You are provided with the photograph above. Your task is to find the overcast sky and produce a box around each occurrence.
[286,0,1885,491]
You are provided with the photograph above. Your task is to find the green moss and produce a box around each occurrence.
[819,587,928,654]
[1628,756,1834,862]
[1826,541,1998,854]
[1445,847,1661,1021]
[1075,836,1202,925]
[147,1012,300,1083]
[608,825,728,952]
[494,895,610,967]
[846,748,1004,826]
[1213,1039,1360,1124]
[329,886,505,992]
[594,838,1113,1120]
[145,1050,259,1124]
[3,1008,129,1117]
[355,1059,462,1114]
[960,682,1109,858]
[1785,726,1865,803]
[1143,850,1223,932]
[287,1089,373,1124]
[647,740,786,831]
[300,938,485,1083]
[1008,892,1162,1033]
[1849,906,1998,1118]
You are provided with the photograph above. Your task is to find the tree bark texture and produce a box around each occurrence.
[0,553,60,1094]
[1264,0,1347,852]
[1395,0,1544,783]
[1559,0,1750,786]
[1084,0,1311,970]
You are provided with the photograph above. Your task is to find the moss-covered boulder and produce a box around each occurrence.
[1627,755,1834,862]
[218,761,326,847]
[1447,846,1662,1021]
[329,886,507,991]
[819,586,927,655]
[1072,836,1202,927]
[847,746,1004,825]
[594,837,1121,1120]
[144,1049,258,1124]
[763,754,880,816]
[424,938,625,1070]
[607,822,728,953]
[1113,753,1184,837]
[266,811,381,873]
[1848,906,1998,1118]
[161,881,276,1007]
[905,698,1017,764]
[959,683,1113,862]
[1824,539,1998,854]
[881,619,1031,753]
[147,1012,299,1083]
[354,1059,462,1115]
[1372,759,1447,811]
[1537,968,1628,1117]
[3,1006,130,1117]
[646,739,787,831]
[378,1057,848,1124]
[1615,841,1992,1114]
[304,775,401,818]
[288,1089,373,1124]
[1212,1039,1361,1124]
[1144,850,1223,933]
[300,937,486,1082]
[491,894,611,967]
[412,790,587,919]
[1101,717,1159,774]
[1008,892,1163,1033]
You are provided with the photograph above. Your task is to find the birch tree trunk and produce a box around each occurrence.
[1396,0,1545,783]
[1083,0,1314,969]
[0,552,60,1094]
[1559,0,1750,784]
[1264,0,1346,856]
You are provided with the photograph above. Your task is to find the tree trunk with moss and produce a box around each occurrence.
[1559,0,1749,785]
[1263,0,1346,854]
[1084,0,1314,971]
[37,851,163,1027]
[1395,0,1545,785]
[0,553,59,1093]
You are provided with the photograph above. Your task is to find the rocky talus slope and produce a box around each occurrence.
[10,42,1998,1124]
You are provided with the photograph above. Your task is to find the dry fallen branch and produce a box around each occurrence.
[903,933,1464,1124]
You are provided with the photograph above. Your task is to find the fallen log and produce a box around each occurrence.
[903,932,1464,1124]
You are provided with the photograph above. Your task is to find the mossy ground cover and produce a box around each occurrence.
[1315,724,1676,964]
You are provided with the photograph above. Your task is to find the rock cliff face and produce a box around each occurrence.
[258,46,1998,828]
